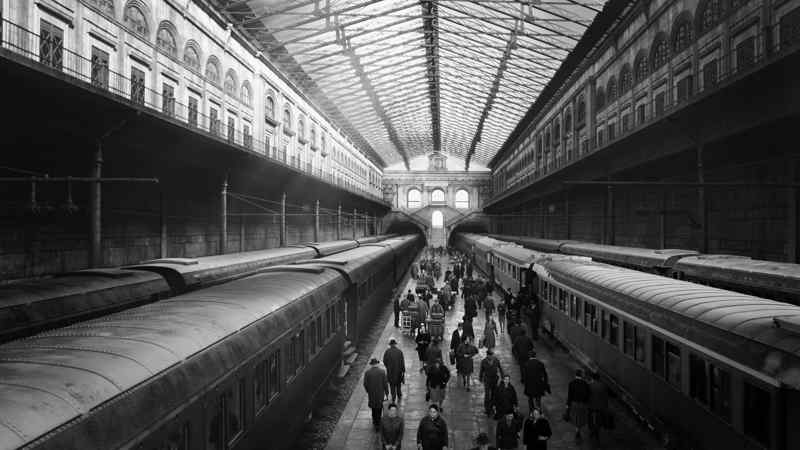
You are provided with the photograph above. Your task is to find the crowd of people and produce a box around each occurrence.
[364,246,614,450]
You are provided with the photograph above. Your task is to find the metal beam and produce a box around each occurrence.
[421,0,442,154]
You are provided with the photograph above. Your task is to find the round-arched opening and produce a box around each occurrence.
[455,189,469,209]
[407,188,421,209]
[431,210,444,228]
[431,189,445,204]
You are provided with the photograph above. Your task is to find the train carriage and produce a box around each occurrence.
[0,234,421,450]
[535,258,800,450]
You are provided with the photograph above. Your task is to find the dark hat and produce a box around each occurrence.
[475,432,490,445]
[389,339,397,346]
[370,358,380,365]
[486,349,494,355]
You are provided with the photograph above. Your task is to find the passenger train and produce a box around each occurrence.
[491,234,800,305]
[0,235,396,344]
[453,232,800,449]
[0,234,422,450]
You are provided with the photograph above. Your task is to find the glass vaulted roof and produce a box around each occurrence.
[220,0,605,169]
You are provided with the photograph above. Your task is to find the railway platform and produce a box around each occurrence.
[325,255,664,449]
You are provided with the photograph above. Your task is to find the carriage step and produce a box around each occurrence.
[344,351,359,366]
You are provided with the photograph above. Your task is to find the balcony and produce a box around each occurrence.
[0,18,384,204]
[490,23,800,206]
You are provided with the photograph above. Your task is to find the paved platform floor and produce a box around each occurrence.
[325,254,664,450]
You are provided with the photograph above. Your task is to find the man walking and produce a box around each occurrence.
[383,339,406,403]
[522,351,549,411]
[493,374,519,420]
[479,349,504,416]
[364,358,389,430]
[381,403,404,450]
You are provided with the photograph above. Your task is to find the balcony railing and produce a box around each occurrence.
[0,18,384,202]
[492,22,800,203]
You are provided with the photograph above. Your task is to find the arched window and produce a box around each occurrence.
[553,120,561,144]
[224,70,238,97]
[576,94,586,124]
[672,13,693,53]
[431,189,445,203]
[283,108,292,130]
[89,0,114,17]
[595,86,606,110]
[240,81,252,106]
[265,96,275,120]
[607,76,617,102]
[564,109,572,132]
[431,210,444,228]
[156,22,177,58]
[455,189,469,209]
[619,64,632,94]
[697,0,724,35]
[310,127,317,147]
[321,135,327,152]
[651,33,669,70]
[123,3,148,37]
[205,56,220,84]
[183,41,200,71]
[634,51,648,83]
[297,118,305,140]
[407,188,422,209]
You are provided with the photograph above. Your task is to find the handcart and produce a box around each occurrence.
[400,310,415,335]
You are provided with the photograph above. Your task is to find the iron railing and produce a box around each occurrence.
[493,21,800,202]
[0,18,384,202]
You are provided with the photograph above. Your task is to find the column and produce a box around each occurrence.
[280,192,286,247]
[220,176,228,255]
[89,143,103,267]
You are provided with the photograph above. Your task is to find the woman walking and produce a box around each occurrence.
[482,317,497,352]
[416,324,432,370]
[497,300,507,333]
[456,337,479,391]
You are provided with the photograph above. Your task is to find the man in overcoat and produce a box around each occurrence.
[383,339,406,402]
[364,358,389,430]
[522,350,550,411]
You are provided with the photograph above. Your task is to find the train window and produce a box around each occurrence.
[690,354,708,403]
[254,360,267,414]
[268,351,281,400]
[710,365,731,422]
[601,310,609,340]
[584,302,598,333]
[287,338,297,379]
[635,326,646,364]
[664,342,680,385]
[226,380,245,446]
[299,330,306,367]
[558,289,567,312]
[317,317,323,347]
[743,382,771,447]
[623,322,635,357]
[309,323,317,355]
[609,315,619,347]
[652,336,665,378]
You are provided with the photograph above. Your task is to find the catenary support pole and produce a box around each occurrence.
[160,189,168,258]
[280,192,286,247]
[89,143,103,267]
[337,204,342,240]
[220,176,228,254]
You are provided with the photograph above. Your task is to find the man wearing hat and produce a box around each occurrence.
[383,338,406,403]
[364,357,389,430]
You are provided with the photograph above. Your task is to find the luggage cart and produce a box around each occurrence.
[400,310,415,335]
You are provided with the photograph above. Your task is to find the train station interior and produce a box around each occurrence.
[1,0,800,448]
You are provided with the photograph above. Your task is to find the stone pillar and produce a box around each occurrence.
[89,143,103,267]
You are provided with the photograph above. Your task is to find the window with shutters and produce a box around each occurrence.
[227,116,236,143]
[162,83,175,116]
[39,20,64,69]
[243,123,252,148]
[619,64,632,94]
[634,52,648,83]
[131,66,146,105]
[736,36,755,70]
[606,76,617,102]
[210,106,220,135]
[91,46,109,89]
[188,96,198,128]
[702,60,718,89]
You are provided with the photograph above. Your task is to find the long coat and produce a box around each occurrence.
[425,345,443,366]
[522,358,549,398]
[513,335,534,363]
[383,346,405,384]
[456,342,478,375]
[522,417,552,450]
[588,379,610,411]
[450,329,464,351]
[363,366,388,409]
[482,319,497,349]
[493,383,518,418]
[417,415,448,450]
[463,320,475,341]
[496,415,522,449]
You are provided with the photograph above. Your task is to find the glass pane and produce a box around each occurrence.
[226,381,243,444]
[690,354,708,403]
[207,398,224,450]
[268,351,280,399]
[743,382,771,446]
[609,315,619,346]
[710,365,731,422]
[665,343,680,385]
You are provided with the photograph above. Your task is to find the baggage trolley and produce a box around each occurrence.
[400,310,415,335]
[427,317,445,342]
